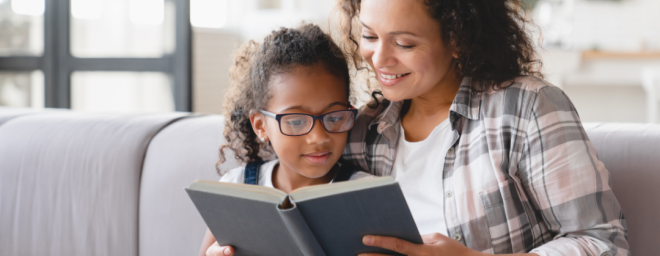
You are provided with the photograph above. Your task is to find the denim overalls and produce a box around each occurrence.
[243,160,356,185]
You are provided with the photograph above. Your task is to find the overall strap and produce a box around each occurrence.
[244,160,265,185]
[333,162,357,183]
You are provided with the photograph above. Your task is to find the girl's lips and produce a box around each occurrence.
[302,152,331,164]
[377,71,410,87]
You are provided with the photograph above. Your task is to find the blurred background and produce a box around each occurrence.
[0,0,659,123]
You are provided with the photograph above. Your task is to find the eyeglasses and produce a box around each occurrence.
[259,109,358,136]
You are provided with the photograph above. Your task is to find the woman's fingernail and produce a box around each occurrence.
[223,248,232,256]
[363,235,374,245]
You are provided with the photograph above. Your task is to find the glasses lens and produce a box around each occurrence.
[323,110,355,133]
[280,115,313,135]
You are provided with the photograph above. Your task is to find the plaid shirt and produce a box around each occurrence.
[343,76,629,256]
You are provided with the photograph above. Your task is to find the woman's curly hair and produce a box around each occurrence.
[336,0,542,94]
[218,24,350,174]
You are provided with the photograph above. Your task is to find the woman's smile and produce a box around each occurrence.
[377,70,411,86]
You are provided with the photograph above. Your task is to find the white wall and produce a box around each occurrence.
[191,0,339,114]
[571,0,660,52]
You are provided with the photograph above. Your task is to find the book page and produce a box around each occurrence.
[289,176,395,202]
[188,180,287,204]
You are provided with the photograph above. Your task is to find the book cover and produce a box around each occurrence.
[186,176,422,256]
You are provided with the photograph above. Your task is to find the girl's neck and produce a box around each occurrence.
[272,162,337,194]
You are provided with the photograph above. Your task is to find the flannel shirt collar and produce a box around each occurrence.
[368,76,480,135]
[449,76,481,121]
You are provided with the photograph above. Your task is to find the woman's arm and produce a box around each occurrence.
[357,233,540,256]
[198,228,234,256]
[520,86,628,256]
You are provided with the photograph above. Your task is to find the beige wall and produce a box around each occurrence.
[192,28,241,114]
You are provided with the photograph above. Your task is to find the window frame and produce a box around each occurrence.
[0,0,192,111]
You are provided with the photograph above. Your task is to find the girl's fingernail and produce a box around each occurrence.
[224,248,232,256]
[363,235,374,245]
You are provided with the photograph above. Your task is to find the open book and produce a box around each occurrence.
[186,176,421,256]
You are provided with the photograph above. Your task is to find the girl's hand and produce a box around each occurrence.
[358,233,483,256]
[205,242,235,256]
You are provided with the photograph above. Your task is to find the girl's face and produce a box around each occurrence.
[359,0,456,102]
[253,63,350,180]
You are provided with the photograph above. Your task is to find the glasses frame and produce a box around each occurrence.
[259,109,358,136]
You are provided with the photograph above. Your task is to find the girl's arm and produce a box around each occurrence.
[198,229,234,256]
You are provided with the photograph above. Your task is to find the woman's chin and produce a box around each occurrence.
[381,87,412,102]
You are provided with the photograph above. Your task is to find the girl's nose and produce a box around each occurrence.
[305,119,330,145]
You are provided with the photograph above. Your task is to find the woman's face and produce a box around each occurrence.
[359,0,456,102]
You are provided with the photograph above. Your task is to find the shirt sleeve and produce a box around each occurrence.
[348,170,375,181]
[520,86,629,256]
[218,166,244,184]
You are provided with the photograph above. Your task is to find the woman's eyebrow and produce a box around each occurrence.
[359,19,371,29]
[389,31,419,37]
[359,19,419,37]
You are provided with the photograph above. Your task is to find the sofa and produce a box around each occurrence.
[0,107,658,256]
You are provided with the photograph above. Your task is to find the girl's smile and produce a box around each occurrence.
[302,151,331,164]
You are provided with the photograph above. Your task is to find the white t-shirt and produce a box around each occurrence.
[392,118,453,236]
[219,159,373,188]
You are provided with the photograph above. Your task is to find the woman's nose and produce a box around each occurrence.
[372,42,396,69]
[305,119,330,144]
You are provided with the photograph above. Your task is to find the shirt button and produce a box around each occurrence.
[446,190,453,198]
[448,147,454,154]
[453,234,462,241]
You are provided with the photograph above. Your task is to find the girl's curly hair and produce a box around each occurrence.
[336,0,542,95]
[218,24,350,174]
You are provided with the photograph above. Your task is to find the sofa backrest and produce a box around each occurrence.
[584,123,660,256]
[0,107,63,125]
[138,115,238,256]
[0,111,186,256]
[0,108,656,256]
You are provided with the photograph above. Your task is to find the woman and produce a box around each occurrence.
[205,0,629,255]
[340,0,628,255]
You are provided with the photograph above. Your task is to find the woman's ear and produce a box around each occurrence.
[249,110,268,142]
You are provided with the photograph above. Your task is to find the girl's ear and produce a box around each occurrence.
[249,110,268,142]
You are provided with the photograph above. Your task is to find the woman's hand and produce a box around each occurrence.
[205,242,235,256]
[358,233,483,256]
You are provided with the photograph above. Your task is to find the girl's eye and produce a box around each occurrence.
[326,116,344,123]
[361,35,377,40]
[286,119,307,127]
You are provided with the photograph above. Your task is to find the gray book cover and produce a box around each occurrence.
[186,177,422,256]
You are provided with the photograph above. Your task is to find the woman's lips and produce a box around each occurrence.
[377,71,410,87]
[302,152,331,164]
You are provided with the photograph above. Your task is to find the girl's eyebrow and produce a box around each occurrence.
[278,102,349,113]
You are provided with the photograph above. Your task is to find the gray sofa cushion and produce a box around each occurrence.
[139,115,238,256]
[0,112,186,256]
[584,123,660,256]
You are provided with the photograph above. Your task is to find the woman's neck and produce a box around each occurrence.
[272,162,337,194]
[401,71,462,142]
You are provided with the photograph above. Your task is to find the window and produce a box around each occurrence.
[0,0,191,112]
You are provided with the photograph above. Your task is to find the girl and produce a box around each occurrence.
[198,24,371,256]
